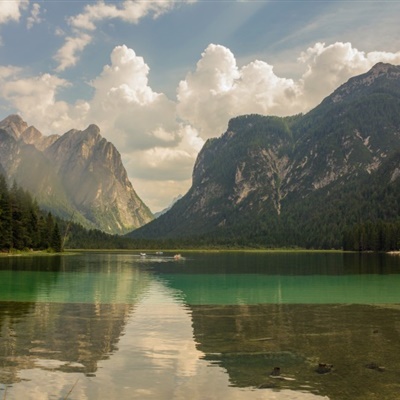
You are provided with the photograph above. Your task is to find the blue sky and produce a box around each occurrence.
[0,0,400,211]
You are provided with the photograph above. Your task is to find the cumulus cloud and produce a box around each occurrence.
[88,45,184,149]
[1,71,89,133]
[0,0,28,24]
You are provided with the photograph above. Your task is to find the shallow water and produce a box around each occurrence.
[0,251,400,399]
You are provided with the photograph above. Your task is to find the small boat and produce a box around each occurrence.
[140,253,146,257]
[156,251,163,255]
[173,254,182,260]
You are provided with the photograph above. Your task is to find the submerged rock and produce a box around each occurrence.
[365,362,385,372]
[316,363,333,374]
[270,366,281,376]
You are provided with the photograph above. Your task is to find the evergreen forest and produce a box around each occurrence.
[0,175,62,253]
[1,172,399,252]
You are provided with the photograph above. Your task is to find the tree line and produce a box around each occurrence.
[0,175,62,252]
[343,221,400,252]
[1,172,398,252]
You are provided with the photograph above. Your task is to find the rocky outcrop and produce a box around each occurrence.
[45,124,153,233]
[20,125,59,151]
[0,114,28,139]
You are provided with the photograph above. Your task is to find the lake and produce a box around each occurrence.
[1,251,400,400]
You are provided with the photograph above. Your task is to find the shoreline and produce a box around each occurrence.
[69,248,350,254]
[2,248,399,257]
[0,250,76,257]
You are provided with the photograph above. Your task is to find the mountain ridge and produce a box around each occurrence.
[130,63,400,248]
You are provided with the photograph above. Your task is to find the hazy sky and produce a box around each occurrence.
[0,1,400,212]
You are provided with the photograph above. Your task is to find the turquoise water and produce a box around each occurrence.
[1,251,400,400]
[1,252,399,305]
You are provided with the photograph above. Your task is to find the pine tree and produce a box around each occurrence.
[10,181,25,249]
[51,222,63,252]
[0,174,12,250]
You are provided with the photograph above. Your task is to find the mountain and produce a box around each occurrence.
[130,63,400,248]
[154,194,183,218]
[0,115,153,234]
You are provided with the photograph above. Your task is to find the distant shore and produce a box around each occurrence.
[69,248,348,254]
[0,250,73,257]
[1,248,399,257]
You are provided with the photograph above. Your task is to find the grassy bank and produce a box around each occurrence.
[0,249,75,257]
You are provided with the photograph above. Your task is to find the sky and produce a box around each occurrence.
[0,0,400,212]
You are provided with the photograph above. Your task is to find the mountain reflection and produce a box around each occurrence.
[0,302,134,383]
[188,302,400,399]
[0,253,152,384]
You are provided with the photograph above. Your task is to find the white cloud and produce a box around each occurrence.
[0,0,28,24]
[91,45,157,105]
[0,65,22,80]
[54,32,93,72]
[1,71,89,133]
[88,45,182,149]
[27,3,42,29]
[69,0,183,31]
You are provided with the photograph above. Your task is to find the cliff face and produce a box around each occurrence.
[130,63,400,244]
[45,124,153,233]
[0,116,153,234]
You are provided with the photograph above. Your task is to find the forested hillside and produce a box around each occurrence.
[0,175,62,252]
[130,63,400,250]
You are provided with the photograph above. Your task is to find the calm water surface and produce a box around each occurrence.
[1,251,400,400]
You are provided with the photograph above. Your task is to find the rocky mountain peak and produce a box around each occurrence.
[0,114,28,139]
[86,124,101,134]
[19,126,60,151]
[329,62,400,104]
[353,62,400,86]
[81,124,102,141]
[42,122,153,232]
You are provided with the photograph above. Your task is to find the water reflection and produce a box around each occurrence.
[149,252,400,275]
[0,254,151,390]
[0,253,154,304]
[190,303,400,399]
[0,271,324,400]
[157,273,400,305]
[1,252,400,399]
